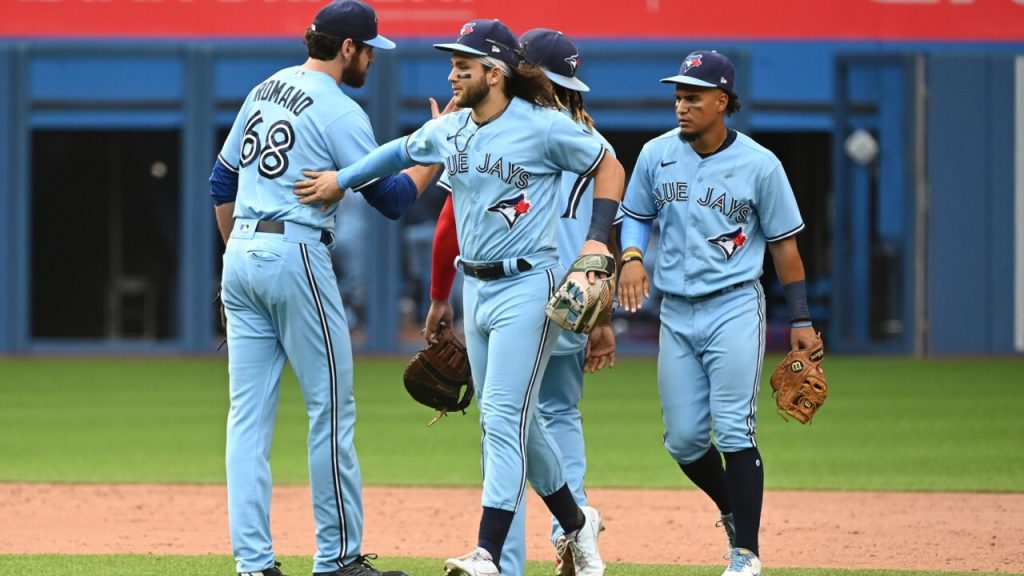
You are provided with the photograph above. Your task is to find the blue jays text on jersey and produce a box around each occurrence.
[621,128,803,299]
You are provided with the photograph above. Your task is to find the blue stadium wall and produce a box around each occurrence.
[0,38,1021,355]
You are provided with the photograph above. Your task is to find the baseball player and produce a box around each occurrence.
[425,28,616,576]
[209,2,436,575]
[293,18,625,576]
[618,50,817,576]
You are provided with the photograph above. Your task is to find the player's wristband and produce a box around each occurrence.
[621,249,643,264]
[790,319,813,328]
[585,198,619,244]
[782,280,811,323]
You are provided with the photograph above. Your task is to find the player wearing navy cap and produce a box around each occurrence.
[425,28,617,576]
[209,2,435,575]
[619,50,817,576]
[293,18,624,576]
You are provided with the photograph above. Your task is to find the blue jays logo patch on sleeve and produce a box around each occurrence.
[708,227,747,260]
[487,193,532,230]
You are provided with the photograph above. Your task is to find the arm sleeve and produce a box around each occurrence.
[357,173,417,220]
[544,113,606,176]
[209,157,239,206]
[620,145,657,251]
[620,214,653,253]
[335,136,415,191]
[430,192,460,301]
[759,162,806,241]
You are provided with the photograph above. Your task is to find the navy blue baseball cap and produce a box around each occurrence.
[519,28,589,92]
[434,19,521,67]
[661,50,735,94]
[312,0,395,50]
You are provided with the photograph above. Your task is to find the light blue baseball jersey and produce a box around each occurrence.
[436,112,613,358]
[405,97,606,269]
[621,129,803,298]
[218,66,382,229]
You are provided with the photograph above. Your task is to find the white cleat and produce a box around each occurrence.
[721,547,761,576]
[444,547,499,576]
[565,506,605,576]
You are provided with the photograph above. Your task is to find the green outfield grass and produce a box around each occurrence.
[2,355,1022,576]
[1,355,1022,491]
[0,554,1009,576]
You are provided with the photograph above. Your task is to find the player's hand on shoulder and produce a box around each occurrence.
[294,169,345,211]
[618,259,649,313]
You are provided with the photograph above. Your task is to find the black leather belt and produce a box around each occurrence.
[255,220,332,245]
[461,258,533,280]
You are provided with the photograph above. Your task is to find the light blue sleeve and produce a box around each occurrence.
[544,113,605,176]
[217,101,250,169]
[621,145,658,220]
[403,117,447,165]
[619,145,657,252]
[335,137,415,191]
[758,162,805,241]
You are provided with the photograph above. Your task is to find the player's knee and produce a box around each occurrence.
[662,430,710,464]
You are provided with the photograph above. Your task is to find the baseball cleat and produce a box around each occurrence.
[565,506,605,576]
[443,547,499,576]
[315,554,409,576]
[721,547,761,576]
[239,561,286,576]
[716,512,737,557]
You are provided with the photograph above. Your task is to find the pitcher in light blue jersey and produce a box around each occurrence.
[618,50,819,576]
[209,2,435,575]
[293,19,624,576]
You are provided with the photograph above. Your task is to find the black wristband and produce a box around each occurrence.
[782,280,811,322]
[585,198,619,244]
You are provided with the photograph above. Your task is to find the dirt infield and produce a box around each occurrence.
[2,483,1022,573]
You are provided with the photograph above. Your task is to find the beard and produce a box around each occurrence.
[678,127,701,143]
[456,77,489,109]
[342,58,368,88]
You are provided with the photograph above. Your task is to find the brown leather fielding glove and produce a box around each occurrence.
[402,322,474,425]
[769,337,828,424]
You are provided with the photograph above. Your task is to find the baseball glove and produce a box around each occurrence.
[545,253,616,334]
[402,322,474,426]
[769,337,828,424]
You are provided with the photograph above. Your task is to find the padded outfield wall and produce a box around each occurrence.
[0,0,1022,355]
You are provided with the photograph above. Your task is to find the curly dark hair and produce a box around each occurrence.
[552,84,595,131]
[507,63,558,108]
[304,28,343,61]
[725,91,742,116]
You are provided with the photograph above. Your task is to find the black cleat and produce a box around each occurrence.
[315,554,408,576]
[240,561,287,576]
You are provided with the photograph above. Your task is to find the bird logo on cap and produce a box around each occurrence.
[565,53,580,72]
[458,22,476,40]
[684,54,703,71]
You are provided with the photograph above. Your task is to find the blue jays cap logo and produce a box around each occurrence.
[564,53,579,72]
[458,22,476,40]
[487,193,532,230]
[684,54,703,72]
[707,227,747,260]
